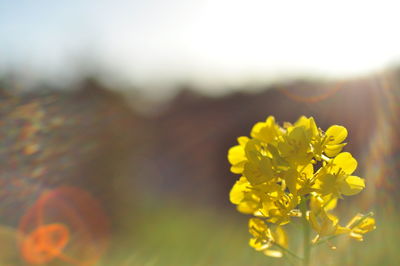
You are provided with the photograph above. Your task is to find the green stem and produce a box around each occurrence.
[300,197,311,266]
[273,242,303,261]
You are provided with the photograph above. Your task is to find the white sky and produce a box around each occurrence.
[1,0,400,95]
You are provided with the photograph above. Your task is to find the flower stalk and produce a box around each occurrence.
[300,197,311,266]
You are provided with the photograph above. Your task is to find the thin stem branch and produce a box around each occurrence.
[273,242,303,261]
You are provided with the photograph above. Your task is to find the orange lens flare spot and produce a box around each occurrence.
[19,187,110,265]
[21,223,70,264]
[281,84,343,103]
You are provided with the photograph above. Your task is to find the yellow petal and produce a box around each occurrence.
[229,177,249,204]
[349,231,364,241]
[349,216,376,234]
[249,218,269,236]
[309,117,319,137]
[237,136,249,146]
[335,226,351,235]
[294,116,309,127]
[274,226,288,248]
[244,161,270,185]
[250,122,265,137]
[308,211,321,233]
[340,176,365,196]
[289,126,309,143]
[250,116,279,143]
[333,152,357,174]
[228,145,246,166]
[264,249,283,258]
[357,217,376,233]
[323,196,337,211]
[324,143,346,157]
[309,195,324,213]
[230,163,245,174]
[298,163,314,179]
[237,203,256,214]
[249,237,270,251]
[326,125,348,144]
[284,169,298,194]
[320,213,339,236]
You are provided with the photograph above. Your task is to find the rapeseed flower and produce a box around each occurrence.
[346,213,376,241]
[248,218,288,258]
[228,116,375,262]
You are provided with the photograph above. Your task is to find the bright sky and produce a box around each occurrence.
[1,0,400,94]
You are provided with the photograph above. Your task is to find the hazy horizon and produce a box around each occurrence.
[2,0,400,97]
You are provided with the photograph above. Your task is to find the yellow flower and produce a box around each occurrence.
[248,218,288,258]
[308,209,349,243]
[250,116,282,143]
[229,176,260,214]
[315,152,365,197]
[294,116,320,142]
[346,213,376,241]
[278,126,313,165]
[257,192,300,225]
[284,163,314,196]
[243,157,275,185]
[309,194,338,213]
[227,116,375,257]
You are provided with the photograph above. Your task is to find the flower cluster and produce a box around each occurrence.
[228,116,375,257]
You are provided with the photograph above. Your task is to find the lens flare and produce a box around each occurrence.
[360,72,400,210]
[21,223,70,264]
[281,83,343,103]
[19,186,110,265]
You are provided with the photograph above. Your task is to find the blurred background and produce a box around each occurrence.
[1,0,400,265]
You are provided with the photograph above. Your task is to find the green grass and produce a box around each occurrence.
[2,197,397,265]
[100,199,400,266]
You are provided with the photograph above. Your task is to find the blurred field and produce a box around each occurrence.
[100,199,400,266]
[1,68,400,265]
[1,200,399,265]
